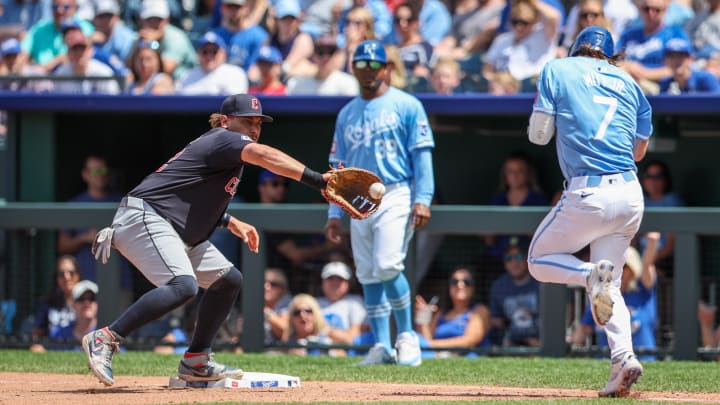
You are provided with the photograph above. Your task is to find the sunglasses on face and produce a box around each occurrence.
[642,172,665,180]
[346,18,365,27]
[504,253,526,262]
[265,280,284,288]
[315,47,337,56]
[263,180,286,188]
[52,3,73,11]
[57,269,77,276]
[641,5,665,13]
[292,308,313,317]
[393,16,416,24]
[580,11,601,19]
[76,295,96,303]
[200,47,219,56]
[87,166,108,177]
[450,277,474,287]
[69,44,87,52]
[510,18,531,27]
[353,60,384,70]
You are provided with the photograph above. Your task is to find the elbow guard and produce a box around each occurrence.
[528,112,555,145]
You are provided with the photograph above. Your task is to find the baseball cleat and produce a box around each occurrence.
[599,353,643,397]
[356,343,397,366]
[82,327,120,386]
[395,331,422,366]
[177,352,244,382]
[587,259,615,326]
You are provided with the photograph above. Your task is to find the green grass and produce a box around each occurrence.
[1,350,719,393]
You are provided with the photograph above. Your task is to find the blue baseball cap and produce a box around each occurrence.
[275,0,301,19]
[257,45,282,64]
[59,18,82,33]
[197,31,227,50]
[664,37,693,56]
[0,38,21,57]
[258,169,285,185]
[352,39,387,64]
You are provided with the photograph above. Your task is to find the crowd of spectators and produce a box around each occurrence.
[1,0,719,95]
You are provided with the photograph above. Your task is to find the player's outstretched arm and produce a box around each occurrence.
[241,143,330,188]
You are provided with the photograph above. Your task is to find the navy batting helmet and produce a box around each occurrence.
[569,26,614,58]
[352,39,387,64]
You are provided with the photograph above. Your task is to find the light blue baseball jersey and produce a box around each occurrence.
[330,86,435,198]
[533,57,653,180]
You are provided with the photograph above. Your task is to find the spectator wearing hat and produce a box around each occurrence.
[286,34,359,95]
[31,276,100,352]
[270,0,314,78]
[19,0,94,71]
[659,37,720,94]
[489,236,541,347]
[176,31,249,94]
[248,45,287,94]
[573,235,659,361]
[0,37,53,92]
[90,0,137,63]
[316,261,367,345]
[52,26,120,94]
[137,0,198,80]
[211,0,269,76]
[69,280,100,341]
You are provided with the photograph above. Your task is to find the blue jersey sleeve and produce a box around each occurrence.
[533,63,556,116]
[634,84,653,140]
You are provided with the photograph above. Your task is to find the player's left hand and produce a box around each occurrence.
[228,217,259,253]
[412,203,431,228]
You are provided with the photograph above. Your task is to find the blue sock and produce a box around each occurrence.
[382,273,413,334]
[362,282,392,350]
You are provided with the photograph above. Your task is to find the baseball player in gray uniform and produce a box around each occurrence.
[82,94,330,386]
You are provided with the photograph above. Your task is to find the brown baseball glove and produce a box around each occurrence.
[321,167,383,220]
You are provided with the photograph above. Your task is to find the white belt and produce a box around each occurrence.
[384,180,410,192]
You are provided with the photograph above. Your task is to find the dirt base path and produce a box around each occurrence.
[1,373,718,404]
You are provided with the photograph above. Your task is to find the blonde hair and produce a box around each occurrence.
[384,45,407,89]
[346,7,376,40]
[283,294,328,341]
[209,113,225,128]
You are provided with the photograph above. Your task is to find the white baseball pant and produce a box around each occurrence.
[528,171,644,358]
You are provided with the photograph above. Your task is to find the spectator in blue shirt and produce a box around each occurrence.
[659,37,720,93]
[489,236,541,347]
[616,0,690,92]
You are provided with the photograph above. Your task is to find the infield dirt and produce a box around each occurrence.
[1,372,720,404]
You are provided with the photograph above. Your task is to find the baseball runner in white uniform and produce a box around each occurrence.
[324,39,435,366]
[526,26,652,397]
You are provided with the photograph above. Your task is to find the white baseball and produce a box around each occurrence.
[369,182,385,199]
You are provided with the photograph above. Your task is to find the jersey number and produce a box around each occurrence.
[592,95,617,140]
[374,139,398,159]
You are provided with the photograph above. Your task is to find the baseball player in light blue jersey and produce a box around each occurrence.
[325,39,435,367]
[526,26,652,397]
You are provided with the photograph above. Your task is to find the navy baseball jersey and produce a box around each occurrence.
[130,127,253,246]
